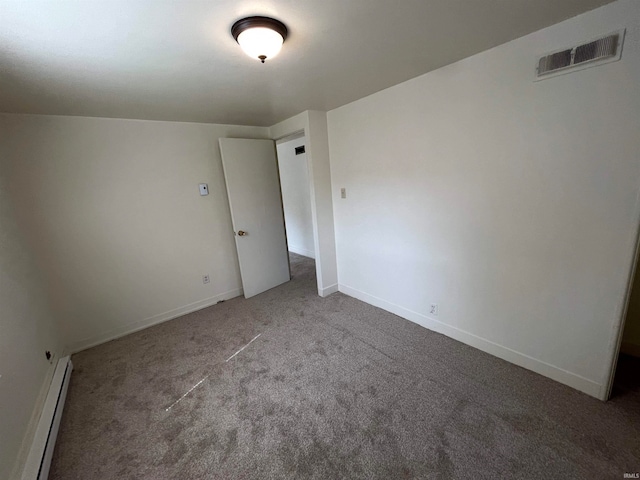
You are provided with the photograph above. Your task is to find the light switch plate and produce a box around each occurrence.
[199,183,209,196]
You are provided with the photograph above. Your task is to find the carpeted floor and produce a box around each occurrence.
[50,253,640,479]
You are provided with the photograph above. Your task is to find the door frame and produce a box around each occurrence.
[270,111,338,297]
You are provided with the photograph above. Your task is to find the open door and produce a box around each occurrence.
[219,138,290,298]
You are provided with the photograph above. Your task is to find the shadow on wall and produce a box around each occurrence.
[622,256,640,358]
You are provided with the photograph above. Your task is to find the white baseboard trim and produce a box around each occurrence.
[620,341,640,358]
[67,288,243,354]
[320,283,339,297]
[10,362,58,480]
[288,246,315,259]
[338,283,603,399]
[21,356,72,480]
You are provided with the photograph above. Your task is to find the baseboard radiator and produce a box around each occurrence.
[22,356,73,480]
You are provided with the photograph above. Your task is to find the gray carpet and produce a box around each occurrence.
[50,253,640,479]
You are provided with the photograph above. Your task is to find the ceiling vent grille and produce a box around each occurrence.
[536,30,624,79]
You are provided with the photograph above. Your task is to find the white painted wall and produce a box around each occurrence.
[0,114,269,352]
[277,136,315,259]
[328,0,640,399]
[0,137,63,479]
[270,111,338,297]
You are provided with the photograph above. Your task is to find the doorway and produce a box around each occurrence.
[270,111,339,298]
[276,132,317,286]
[219,138,291,298]
[219,132,320,299]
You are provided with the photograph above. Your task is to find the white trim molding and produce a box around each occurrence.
[288,246,315,259]
[321,283,339,297]
[67,288,243,354]
[339,283,603,399]
[21,356,72,480]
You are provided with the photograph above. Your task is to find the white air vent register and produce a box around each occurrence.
[536,29,625,80]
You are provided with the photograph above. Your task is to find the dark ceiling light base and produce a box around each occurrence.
[231,16,289,42]
[231,16,289,63]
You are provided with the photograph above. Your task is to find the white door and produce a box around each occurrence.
[219,138,290,298]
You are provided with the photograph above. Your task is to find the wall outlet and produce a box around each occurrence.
[430,304,438,316]
[341,187,347,199]
[202,274,210,284]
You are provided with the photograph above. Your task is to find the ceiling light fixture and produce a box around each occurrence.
[231,16,288,63]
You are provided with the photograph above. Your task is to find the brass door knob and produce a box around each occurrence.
[237,230,247,236]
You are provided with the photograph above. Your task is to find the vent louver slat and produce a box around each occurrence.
[574,34,618,65]
[536,31,622,79]
[538,49,572,75]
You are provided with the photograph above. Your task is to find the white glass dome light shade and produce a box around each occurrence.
[231,16,289,64]
[237,27,284,62]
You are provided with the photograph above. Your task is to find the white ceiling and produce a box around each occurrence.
[0,0,615,126]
